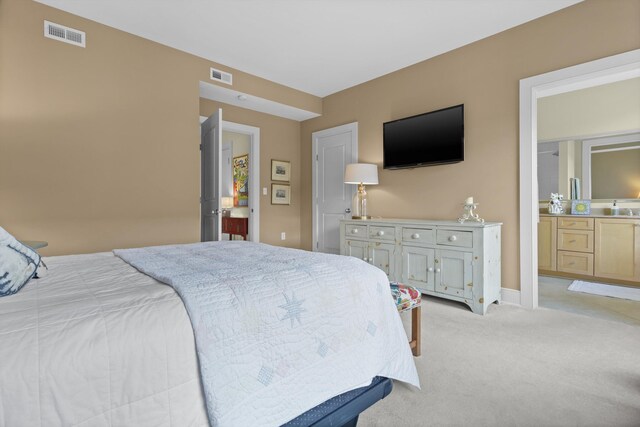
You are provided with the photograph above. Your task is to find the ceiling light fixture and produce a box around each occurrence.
[237,94,248,101]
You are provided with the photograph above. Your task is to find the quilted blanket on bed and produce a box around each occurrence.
[114,241,419,427]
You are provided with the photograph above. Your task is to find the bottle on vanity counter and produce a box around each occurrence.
[610,200,619,216]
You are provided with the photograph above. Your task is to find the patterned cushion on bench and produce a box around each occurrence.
[389,282,421,313]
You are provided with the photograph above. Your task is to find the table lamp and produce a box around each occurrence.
[221,197,234,217]
[344,163,378,219]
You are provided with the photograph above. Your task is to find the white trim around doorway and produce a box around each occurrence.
[518,49,640,310]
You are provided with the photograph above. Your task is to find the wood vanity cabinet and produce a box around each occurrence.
[594,218,640,282]
[340,218,502,315]
[538,214,639,285]
[538,216,557,271]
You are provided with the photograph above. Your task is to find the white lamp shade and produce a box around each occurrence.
[221,197,234,209]
[344,163,379,185]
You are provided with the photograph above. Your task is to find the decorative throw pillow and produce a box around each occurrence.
[0,226,41,297]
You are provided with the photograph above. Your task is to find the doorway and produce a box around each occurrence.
[519,48,640,310]
[200,112,260,243]
[311,122,358,254]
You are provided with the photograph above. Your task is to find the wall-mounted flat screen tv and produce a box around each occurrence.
[383,104,464,169]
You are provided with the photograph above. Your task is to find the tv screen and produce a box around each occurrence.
[383,104,464,169]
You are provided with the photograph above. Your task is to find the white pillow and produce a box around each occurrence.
[0,227,41,297]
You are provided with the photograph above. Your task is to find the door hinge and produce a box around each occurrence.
[199,144,202,151]
[316,241,319,249]
[316,154,319,161]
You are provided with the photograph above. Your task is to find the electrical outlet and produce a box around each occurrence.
[281,232,286,240]
[263,187,268,195]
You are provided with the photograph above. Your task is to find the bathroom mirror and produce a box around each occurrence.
[537,77,640,203]
[538,134,640,201]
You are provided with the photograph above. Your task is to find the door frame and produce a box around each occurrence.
[200,116,261,242]
[311,122,358,252]
[518,49,640,309]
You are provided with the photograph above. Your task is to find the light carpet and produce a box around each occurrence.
[359,296,640,427]
[568,280,640,302]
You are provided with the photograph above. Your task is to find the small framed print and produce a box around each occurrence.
[271,183,291,205]
[571,200,591,215]
[271,159,291,182]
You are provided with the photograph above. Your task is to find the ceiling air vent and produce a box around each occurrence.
[210,67,232,85]
[44,21,86,48]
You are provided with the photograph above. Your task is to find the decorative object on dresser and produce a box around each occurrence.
[548,193,565,214]
[271,159,291,182]
[344,163,379,219]
[221,197,234,217]
[222,216,248,240]
[538,214,640,285]
[340,218,502,315]
[271,183,291,205]
[570,199,591,215]
[458,196,484,223]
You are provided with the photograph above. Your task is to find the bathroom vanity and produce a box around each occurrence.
[539,214,640,286]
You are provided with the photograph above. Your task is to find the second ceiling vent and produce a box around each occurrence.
[210,67,232,85]
[44,20,86,47]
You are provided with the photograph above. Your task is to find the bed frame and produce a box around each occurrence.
[283,376,393,426]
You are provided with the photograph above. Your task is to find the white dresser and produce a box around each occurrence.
[340,218,502,315]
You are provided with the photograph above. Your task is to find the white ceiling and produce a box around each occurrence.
[35,0,582,97]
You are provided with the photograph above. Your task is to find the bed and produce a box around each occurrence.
[0,241,418,426]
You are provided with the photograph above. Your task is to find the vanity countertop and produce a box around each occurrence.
[539,213,640,219]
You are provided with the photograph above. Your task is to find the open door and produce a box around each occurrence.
[201,109,222,241]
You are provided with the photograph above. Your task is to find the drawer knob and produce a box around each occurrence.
[448,235,457,242]
[569,262,575,266]
[411,233,420,239]
[569,239,576,243]
[377,231,385,236]
[428,267,434,272]
[435,268,441,273]
[352,228,358,233]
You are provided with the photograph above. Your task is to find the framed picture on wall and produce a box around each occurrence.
[233,154,249,207]
[271,159,291,182]
[271,183,291,205]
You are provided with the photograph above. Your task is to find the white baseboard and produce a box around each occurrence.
[501,288,521,305]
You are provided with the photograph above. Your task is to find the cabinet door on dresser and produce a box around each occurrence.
[369,242,396,278]
[401,246,435,291]
[435,249,473,299]
[538,216,557,271]
[344,239,368,261]
[594,218,640,282]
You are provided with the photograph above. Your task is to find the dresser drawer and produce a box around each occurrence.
[345,223,367,238]
[436,229,473,248]
[402,227,435,244]
[557,251,593,275]
[369,226,395,241]
[557,229,593,253]
[558,217,594,230]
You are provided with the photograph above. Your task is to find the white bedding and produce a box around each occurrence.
[1,244,419,427]
[115,242,419,427]
[0,252,209,427]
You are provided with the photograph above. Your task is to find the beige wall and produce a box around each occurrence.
[538,77,640,141]
[0,0,316,255]
[300,0,640,290]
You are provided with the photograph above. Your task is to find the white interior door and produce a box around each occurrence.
[312,122,358,253]
[201,109,222,241]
